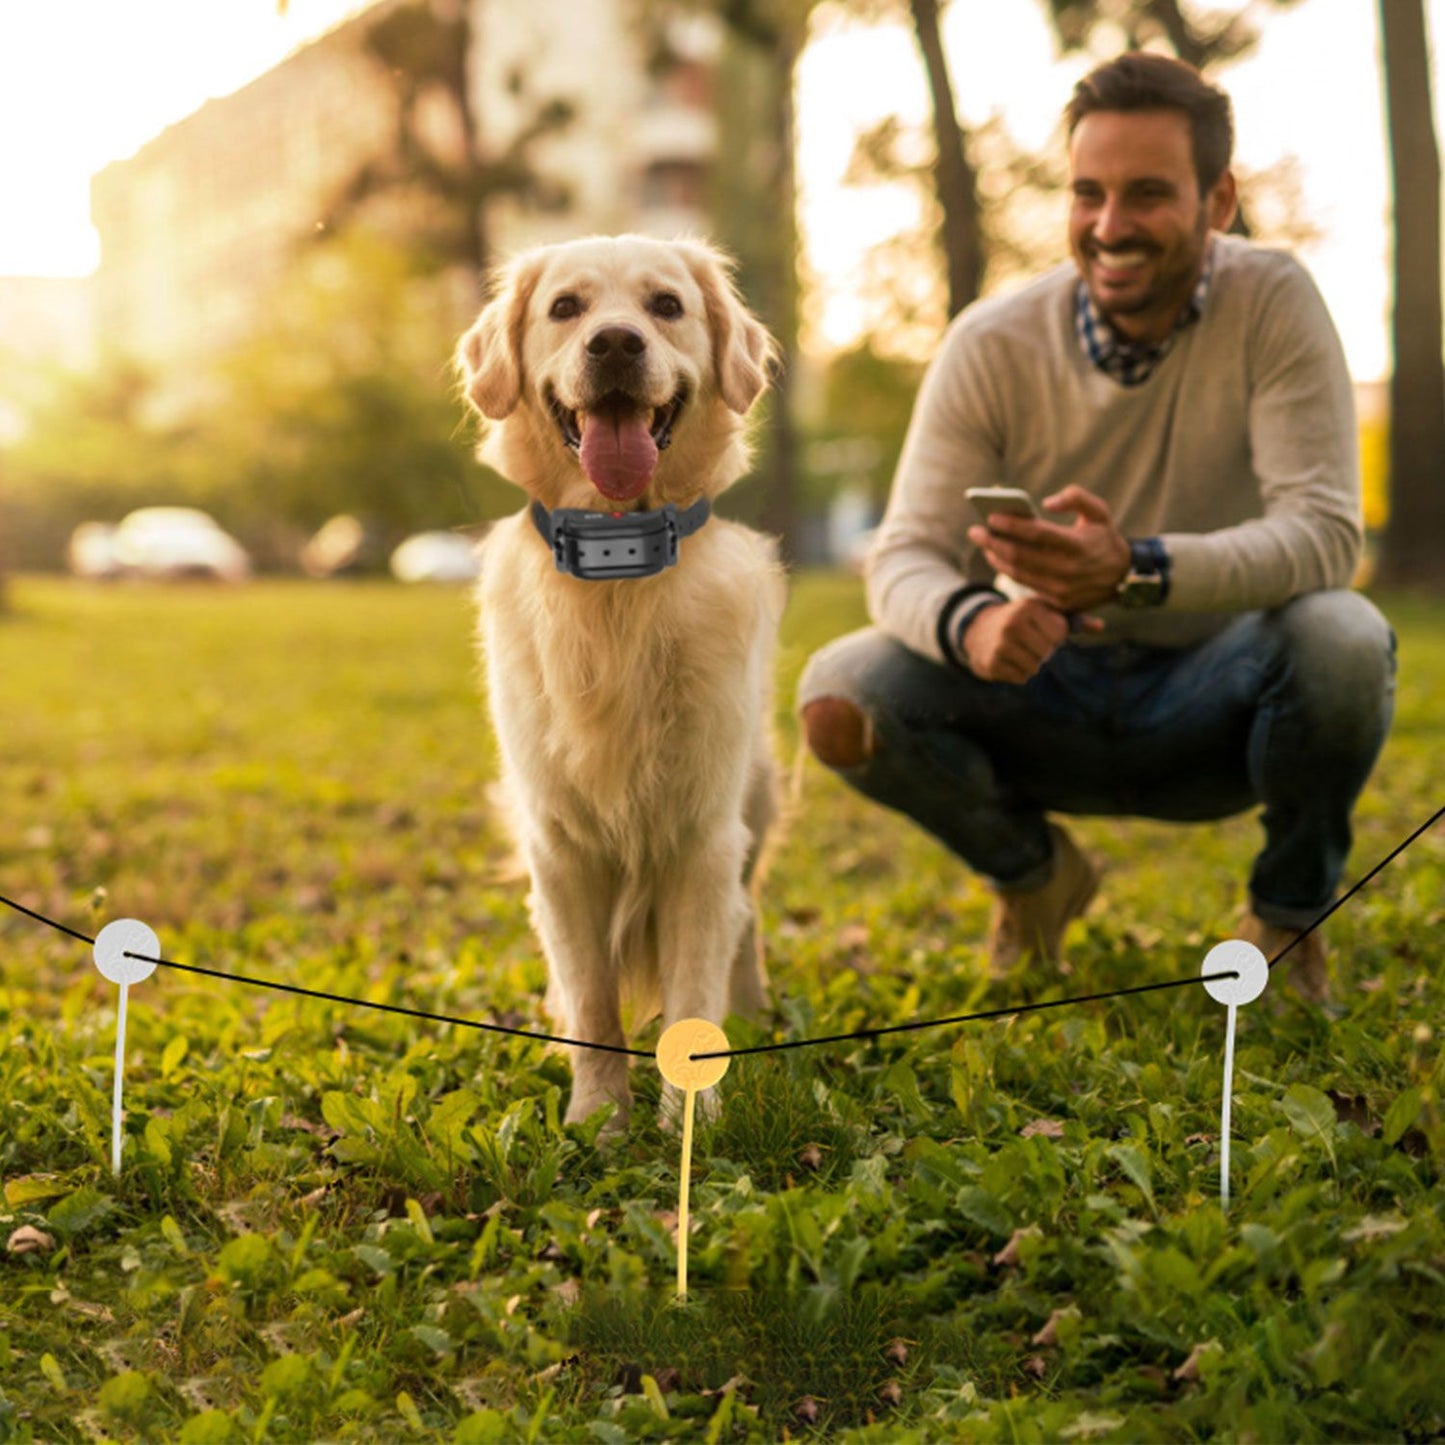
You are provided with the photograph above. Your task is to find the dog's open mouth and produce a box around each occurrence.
[548,388,686,501]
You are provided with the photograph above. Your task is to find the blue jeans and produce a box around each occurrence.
[797,590,1396,929]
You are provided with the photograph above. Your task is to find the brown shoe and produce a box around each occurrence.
[1237,910,1331,1004]
[988,824,1101,978]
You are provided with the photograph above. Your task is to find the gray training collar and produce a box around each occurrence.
[529,497,711,580]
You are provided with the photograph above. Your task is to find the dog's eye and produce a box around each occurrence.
[549,294,582,321]
[648,292,683,321]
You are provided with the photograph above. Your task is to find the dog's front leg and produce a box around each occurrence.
[656,828,750,1124]
[526,835,630,1129]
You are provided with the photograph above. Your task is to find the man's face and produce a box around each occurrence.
[1068,108,1236,344]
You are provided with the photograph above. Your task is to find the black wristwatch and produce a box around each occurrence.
[1115,537,1170,609]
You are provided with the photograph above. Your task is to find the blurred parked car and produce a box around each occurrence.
[110,507,251,582]
[389,531,481,584]
[67,521,124,580]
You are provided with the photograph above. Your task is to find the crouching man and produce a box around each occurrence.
[798,52,1395,1001]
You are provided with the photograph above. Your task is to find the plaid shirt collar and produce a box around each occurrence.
[1075,239,1215,387]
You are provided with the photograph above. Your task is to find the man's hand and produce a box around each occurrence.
[966,484,1131,613]
[962,596,1102,684]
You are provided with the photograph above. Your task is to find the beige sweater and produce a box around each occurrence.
[865,235,1362,662]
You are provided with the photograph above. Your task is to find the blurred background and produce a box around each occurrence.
[0,0,1441,591]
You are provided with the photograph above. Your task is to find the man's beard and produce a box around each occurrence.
[1090,213,1210,327]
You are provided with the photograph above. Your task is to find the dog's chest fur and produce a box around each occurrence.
[478,512,779,855]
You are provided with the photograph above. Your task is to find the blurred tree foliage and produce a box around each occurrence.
[320,0,576,295]
[809,341,924,510]
[841,0,1316,355]
[2,236,511,571]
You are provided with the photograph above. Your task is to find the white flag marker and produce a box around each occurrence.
[1201,940,1269,1206]
[93,919,160,1175]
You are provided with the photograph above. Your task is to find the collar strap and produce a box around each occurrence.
[530,497,711,580]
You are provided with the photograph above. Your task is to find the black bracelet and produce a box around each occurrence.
[937,585,1007,669]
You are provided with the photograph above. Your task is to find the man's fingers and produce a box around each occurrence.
[1030,609,1070,648]
[1043,484,1112,524]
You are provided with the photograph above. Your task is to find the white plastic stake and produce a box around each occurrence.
[1201,940,1269,1206]
[92,919,160,1174]
[655,1018,731,1301]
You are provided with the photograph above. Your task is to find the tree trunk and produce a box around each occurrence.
[709,21,803,561]
[1376,0,1445,589]
[908,0,982,317]
[756,31,802,560]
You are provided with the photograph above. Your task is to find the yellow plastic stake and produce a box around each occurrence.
[655,1018,731,1301]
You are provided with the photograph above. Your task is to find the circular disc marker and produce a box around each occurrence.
[656,1018,731,1091]
[93,919,160,986]
[1201,940,1268,1007]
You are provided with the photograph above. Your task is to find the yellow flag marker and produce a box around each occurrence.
[655,1018,731,1301]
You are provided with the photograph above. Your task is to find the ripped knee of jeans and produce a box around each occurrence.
[801,696,876,769]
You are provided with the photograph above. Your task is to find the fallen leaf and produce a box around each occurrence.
[879,1380,903,1407]
[993,1226,1042,1268]
[1173,1340,1222,1382]
[6,1225,56,1256]
[1031,1308,1069,1347]
[1326,1090,1376,1133]
[885,1338,910,1366]
[798,1145,824,1171]
[1343,1214,1408,1244]
[702,1375,750,1399]
[793,1396,820,1424]
[1021,1119,1065,1140]
[1024,1355,1048,1378]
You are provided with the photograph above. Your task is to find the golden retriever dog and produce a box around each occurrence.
[456,235,783,1129]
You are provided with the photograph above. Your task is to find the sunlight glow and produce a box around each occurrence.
[2,0,1443,381]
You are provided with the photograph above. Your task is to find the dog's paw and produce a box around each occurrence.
[566,1087,632,1136]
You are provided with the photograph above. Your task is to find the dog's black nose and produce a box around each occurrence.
[586,325,647,362]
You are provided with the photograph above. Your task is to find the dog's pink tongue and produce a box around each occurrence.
[579,412,658,501]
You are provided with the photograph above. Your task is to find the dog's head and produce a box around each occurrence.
[456,235,775,510]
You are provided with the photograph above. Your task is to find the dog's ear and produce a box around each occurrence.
[682,242,777,415]
[456,255,542,420]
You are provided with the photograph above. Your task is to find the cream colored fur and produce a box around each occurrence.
[456,235,784,1127]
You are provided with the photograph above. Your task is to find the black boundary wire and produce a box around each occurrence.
[1263,801,1444,970]
[0,800,1439,1065]
[0,892,649,1060]
[697,802,1443,1061]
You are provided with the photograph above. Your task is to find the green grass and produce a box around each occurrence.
[0,573,1441,1443]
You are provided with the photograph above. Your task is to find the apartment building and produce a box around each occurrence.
[90,0,717,377]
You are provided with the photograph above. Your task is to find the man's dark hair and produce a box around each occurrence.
[1064,52,1234,195]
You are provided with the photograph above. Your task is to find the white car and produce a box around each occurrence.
[67,521,124,580]
[110,507,252,582]
[389,531,481,583]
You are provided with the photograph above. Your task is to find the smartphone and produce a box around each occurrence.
[966,486,1038,524]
